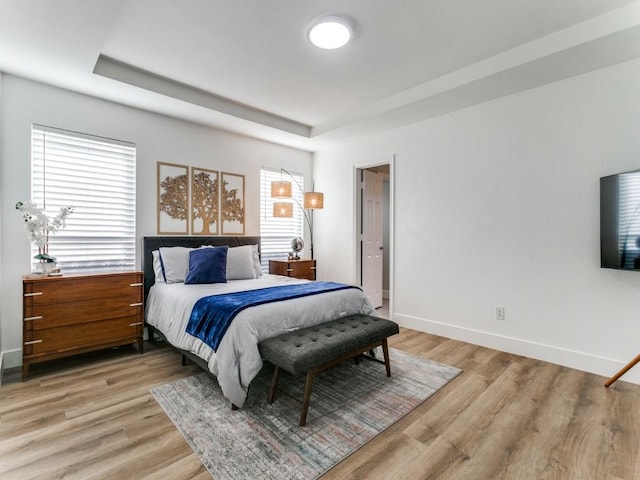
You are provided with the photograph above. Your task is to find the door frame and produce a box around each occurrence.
[354,155,394,317]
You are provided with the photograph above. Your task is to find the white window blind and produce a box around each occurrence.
[260,168,304,271]
[31,125,136,272]
[619,172,640,269]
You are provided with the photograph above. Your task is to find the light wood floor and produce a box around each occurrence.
[1,329,640,479]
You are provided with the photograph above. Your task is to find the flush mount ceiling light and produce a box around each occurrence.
[308,16,353,49]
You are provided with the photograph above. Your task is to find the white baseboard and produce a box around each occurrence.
[0,349,22,386]
[393,312,640,385]
[0,348,22,371]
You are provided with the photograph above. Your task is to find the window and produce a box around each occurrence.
[619,172,640,269]
[259,167,304,270]
[31,125,136,272]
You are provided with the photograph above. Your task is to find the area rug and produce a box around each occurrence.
[151,348,461,480]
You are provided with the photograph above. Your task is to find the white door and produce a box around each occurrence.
[361,170,384,308]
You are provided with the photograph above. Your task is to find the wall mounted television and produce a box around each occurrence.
[600,169,640,270]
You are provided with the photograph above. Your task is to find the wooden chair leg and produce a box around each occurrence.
[382,339,391,377]
[268,366,280,403]
[300,369,316,426]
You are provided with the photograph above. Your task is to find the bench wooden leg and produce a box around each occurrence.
[300,369,316,426]
[382,338,391,377]
[268,366,280,403]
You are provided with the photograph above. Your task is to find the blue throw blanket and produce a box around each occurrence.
[186,281,359,351]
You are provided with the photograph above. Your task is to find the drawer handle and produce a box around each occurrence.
[24,292,43,297]
[130,302,143,307]
[24,316,43,322]
[130,283,143,287]
[286,269,293,272]
[24,339,43,345]
[310,266,317,270]
[129,322,143,327]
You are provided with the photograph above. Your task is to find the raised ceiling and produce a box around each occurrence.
[1,0,640,151]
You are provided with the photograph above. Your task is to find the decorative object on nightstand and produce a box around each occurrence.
[269,259,316,280]
[22,270,144,380]
[15,201,73,275]
[271,168,323,260]
[291,237,304,259]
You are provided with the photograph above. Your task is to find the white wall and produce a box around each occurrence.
[314,57,640,383]
[0,75,312,369]
[0,72,4,379]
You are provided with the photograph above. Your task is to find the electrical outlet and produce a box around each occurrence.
[496,307,505,321]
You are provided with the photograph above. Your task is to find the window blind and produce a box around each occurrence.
[31,125,136,272]
[259,167,304,271]
[619,172,640,269]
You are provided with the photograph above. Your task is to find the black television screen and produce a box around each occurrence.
[601,169,640,270]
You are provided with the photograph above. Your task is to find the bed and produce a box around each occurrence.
[142,236,375,408]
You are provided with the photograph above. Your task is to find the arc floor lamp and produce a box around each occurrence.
[271,168,324,260]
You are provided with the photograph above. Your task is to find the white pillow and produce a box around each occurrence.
[227,245,258,280]
[151,250,165,283]
[158,246,193,283]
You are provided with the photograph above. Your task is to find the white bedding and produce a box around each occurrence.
[145,274,374,407]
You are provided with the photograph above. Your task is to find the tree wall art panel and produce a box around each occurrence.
[157,162,189,234]
[191,167,219,235]
[221,172,245,235]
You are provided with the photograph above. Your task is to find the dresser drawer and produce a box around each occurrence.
[24,273,143,306]
[25,296,143,330]
[24,315,143,356]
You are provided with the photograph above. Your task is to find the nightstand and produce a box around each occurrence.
[269,259,316,280]
[22,270,144,380]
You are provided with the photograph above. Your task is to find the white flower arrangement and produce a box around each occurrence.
[15,201,74,262]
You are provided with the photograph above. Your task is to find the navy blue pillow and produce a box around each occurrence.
[185,246,228,284]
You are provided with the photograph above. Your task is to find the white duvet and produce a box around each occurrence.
[145,274,374,407]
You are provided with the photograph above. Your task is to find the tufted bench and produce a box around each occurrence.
[258,314,400,426]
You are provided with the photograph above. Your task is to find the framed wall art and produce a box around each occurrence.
[191,167,219,235]
[157,162,189,234]
[221,172,245,235]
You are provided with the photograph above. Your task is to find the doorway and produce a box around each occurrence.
[355,159,392,314]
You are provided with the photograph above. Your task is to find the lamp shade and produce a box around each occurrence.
[273,202,293,218]
[271,181,292,198]
[304,192,324,209]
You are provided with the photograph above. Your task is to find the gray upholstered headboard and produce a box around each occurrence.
[142,236,261,302]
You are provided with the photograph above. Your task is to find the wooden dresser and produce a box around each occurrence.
[22,270,144,380]
[269,259,316,280]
